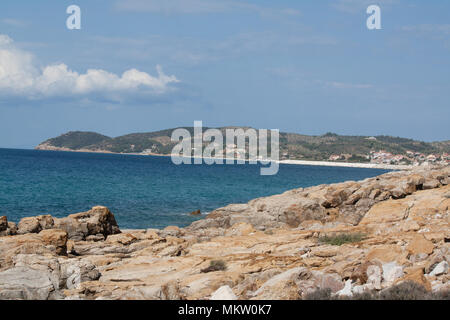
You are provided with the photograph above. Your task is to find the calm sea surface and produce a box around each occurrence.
[0,148,389,229]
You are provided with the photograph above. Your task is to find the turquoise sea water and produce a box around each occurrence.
[0,148,389,229]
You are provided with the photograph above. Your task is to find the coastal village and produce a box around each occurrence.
[329,151,450,167]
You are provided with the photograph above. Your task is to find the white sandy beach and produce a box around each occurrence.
[278,159,414,170]
[36,146,419,170]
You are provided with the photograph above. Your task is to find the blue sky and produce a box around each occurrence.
[0,0,449,148]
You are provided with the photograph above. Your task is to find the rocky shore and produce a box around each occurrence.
[0,166,449,300]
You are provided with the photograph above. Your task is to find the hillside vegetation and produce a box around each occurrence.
[36,128,450,162]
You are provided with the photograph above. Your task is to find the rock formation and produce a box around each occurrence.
[0,166,448,300]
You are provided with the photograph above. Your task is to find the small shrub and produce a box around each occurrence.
[201,260,227,273]
[346,291,378,300]
[303,288,332,300]
[302,281,450,300]
[318,233,366,246]
[379,281,431,300]
[431,289,450,300]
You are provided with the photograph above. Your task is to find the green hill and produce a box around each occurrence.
[38,131,112,150]
[36,128,450,163]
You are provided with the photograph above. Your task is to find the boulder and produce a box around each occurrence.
[0,266,58,300]
[210,285,237,300]
[400,268,431,291]
[53,217,87,241]
[7,222,17,235]
[360,201,409,225]
[429,261,449,276]
[366,245,408,264]
[407,235,435,255]
[382,262,404,285]
[224,222,256,237]
[54,206,120,241]
[17,215,54,235]
[0,218,16,236]
[17,217,41,234]
[69,206,120,237]
[251,267,304,299]
[39,229,68,256]
[159,225,183,237]
[336,280,352,297]
[321,187,352,208]
[282,200,326,227]
[61,260,101,290]
[312,271,344,293]
[105,233,137,245]
[366,265,382,289]
[0,216,7,232]
[0,233,56,270]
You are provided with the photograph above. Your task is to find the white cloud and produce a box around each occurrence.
[326,81,373,89]
[0,35,179,101]
[2,18,27,27]
[0,34,13,45]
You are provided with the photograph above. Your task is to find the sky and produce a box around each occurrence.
[0,0,449,148]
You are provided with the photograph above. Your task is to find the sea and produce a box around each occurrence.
[0,148,390,229]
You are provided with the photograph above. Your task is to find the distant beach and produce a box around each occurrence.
[278,159,414,170]
[35,146,414,170]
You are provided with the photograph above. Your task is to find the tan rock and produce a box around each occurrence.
[161,225,182,237]
[359,201,409,225]
[17,217,41,234]
[251,267,303,300]
[351,260,381,284]
[0,216,7,232]
[282,200,326,227]
[225,222,256,237]
[67,240,75,254]
[366,245,408,264]
[399,268,431,291]
[311,246,339,258]
[67,206,120,237]
[407,235,435,255]
[17,215,55,235]
[105,233,137,245]
[54,206,120,240]
[39,229,68,255]
[399,220,420,232]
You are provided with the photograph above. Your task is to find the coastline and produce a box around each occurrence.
[34,146,415,170]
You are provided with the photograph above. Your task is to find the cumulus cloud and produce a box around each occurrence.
[0,35,179,101]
